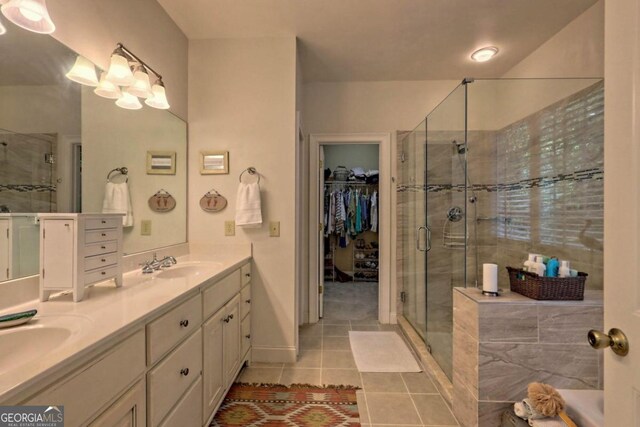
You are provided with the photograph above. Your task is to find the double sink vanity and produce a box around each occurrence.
[0,249,252,427]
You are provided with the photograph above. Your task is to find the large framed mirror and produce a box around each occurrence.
[0,24,187,283]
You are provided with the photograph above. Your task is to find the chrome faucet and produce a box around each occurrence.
[140,253,177,273]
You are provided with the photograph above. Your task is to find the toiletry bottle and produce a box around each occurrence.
[524,254,537,272]
[559,260,571,278]
[546,258,559,277]
[534,256,546,277]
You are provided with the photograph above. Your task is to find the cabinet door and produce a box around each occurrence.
[42,220,74,289]
[202,308,226,423]
[223,295,241,386]
[0,220,9,280]
[89,380,145,427]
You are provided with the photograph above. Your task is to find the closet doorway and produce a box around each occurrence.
[308,133,392,325]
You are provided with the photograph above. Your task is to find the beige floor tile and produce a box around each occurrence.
[401,372,438,394]
[362,372,408,393]
[379,324,401,332]
[286,350,322,368]
[299,323,323,337]
[350,325,381,331]
[411,394,458,425]
[323,325,351,337]
[365,393,422,425]
[237,367,282,384]
[322,369,362,387]
[300,335,322,350]
[320,318,350,325]
[322,350,356,369]
[323,336,351,350]
[351,318,380,326]
[249,361,284,368]
[356,390,370,424]
[280,368,322,386]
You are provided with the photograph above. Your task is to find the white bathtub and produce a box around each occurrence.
[557,389,603,427]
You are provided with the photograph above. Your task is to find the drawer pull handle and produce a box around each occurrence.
[180,368,190,376]
[245,299,251,304]
[101,258,106,262]
[179,319,189,328]
[101,233,106,237]
[101,271,106,275]
[223,315,234,323]
[245,273,251,277]
[229,314,234,320]
[101,220,106,224]
[245,334,251,339]
[101,246,106,249]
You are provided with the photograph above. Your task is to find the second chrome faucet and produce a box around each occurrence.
[140,253,177,274]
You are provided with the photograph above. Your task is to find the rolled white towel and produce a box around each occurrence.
[528,416,566,427]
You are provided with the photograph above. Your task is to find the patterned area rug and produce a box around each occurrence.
[211,383,361,427]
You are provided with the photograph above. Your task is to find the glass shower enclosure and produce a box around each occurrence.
[398,78,604,381]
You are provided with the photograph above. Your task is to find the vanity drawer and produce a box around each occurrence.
[84,265,119,285]
[240,284,251,320]
[85,217,121,231]
[84,252,118,271]
[85,228,119,244]
[84,241,118,257]
[147,293,202,365]
[148,329,202,427]
[158,375,202,427]
[203,269,241,319]
[241,262,251,285]
[24,330,145,427]
[242,315,251,357]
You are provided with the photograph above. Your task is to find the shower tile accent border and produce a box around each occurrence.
[0,184,57,192]
[452,287,603,427]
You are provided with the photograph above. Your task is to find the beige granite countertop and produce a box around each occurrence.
[454,286,603,305]
[0,247,251,403]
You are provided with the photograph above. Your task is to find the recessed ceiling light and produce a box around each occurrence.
[471,46,499,63]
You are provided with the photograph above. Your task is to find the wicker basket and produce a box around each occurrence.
[506,266,587,300]
[333,166,350,181]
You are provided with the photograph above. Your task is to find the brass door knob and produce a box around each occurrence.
[588,328,629,356]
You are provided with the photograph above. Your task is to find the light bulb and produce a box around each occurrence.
[115,91,142,110]
[145,80,170,109]
[1,0,55,34]
[94,72,121,99]
[105,49,134,86]
[65,55,99,86]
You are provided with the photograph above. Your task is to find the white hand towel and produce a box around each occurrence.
[235,182,262,227]
[102,181,134,227]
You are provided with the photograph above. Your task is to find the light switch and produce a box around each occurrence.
[269,221,280,237]
[225,220,235,236]
[141,220,152,236]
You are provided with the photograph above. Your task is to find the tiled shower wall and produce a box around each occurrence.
[0,133,57,213]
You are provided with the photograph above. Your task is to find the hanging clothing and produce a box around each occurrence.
[371,191,378,232]
[323,184,378,238]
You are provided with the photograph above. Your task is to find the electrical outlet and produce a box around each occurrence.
[269,221,280,237]
[141,220,152,236]
[224,220,235,236]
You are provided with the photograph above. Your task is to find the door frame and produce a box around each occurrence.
[308,133,393,324]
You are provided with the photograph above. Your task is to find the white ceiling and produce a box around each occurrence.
[157,0,598,82]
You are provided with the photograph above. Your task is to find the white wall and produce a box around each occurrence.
[503,0,604,78]
[189,37,298,362]
[48,0,188,120]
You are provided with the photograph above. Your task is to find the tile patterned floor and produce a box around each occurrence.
[238,318,459,426]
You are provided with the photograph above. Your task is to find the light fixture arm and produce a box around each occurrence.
[116,42,163,82]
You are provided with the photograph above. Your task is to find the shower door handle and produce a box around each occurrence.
[416,226,431,252]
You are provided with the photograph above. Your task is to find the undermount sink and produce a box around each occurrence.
[0,314,91,375]
[156,262,222,279]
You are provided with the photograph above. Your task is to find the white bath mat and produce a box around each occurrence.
[349,331,422,372]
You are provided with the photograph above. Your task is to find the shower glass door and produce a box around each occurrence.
[400,83,467,381]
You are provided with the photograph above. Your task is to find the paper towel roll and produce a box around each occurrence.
[483,263,498,293]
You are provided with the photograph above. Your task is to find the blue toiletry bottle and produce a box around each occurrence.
[546,258,559,277]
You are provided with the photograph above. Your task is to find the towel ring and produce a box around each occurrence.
[107,167,129,183]
[239,167,260,184]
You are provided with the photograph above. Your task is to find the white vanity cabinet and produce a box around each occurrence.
[38,213,123,302]
[202,263,252,425]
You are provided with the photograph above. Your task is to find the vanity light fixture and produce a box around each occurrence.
[1,0,55,34]
[0,19,6,35]
[105,46,135,86]
[65,55,99,86]
[144,79,170,110]
[470,46,499,63]
[125,64,153,99]
[94,72,121,99]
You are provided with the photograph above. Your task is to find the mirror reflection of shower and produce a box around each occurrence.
[451,140,480,287]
